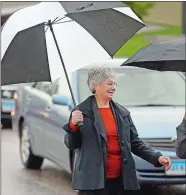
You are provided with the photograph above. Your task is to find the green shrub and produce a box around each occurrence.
[123,1,156,19]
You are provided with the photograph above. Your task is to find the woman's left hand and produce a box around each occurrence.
[158,156,171,171]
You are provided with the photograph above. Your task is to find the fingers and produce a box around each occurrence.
[77,115,83,122]
[160,156,168,164]
[162,159,167,164]
[165,162,171,171]
[162,157,171,171]
[77,114,83,121]
[74,110,83,115]
[72,110,83,125]
[159,156,172,171]
[73,111,83,118]
[166,158,171,171]
[73,110,82,115]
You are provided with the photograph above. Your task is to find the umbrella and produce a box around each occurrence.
[1,2,40,26]
[121,39,186,72]
[1,1,145,106]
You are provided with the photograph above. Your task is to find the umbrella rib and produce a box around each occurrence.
[44,16,71,32]
[54,16,66,23]
[45,17,60,32]
[54,20,73,25]
[52,17,59,24]
[45,26,49,33]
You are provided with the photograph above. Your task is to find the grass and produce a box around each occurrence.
[115,26,182,57]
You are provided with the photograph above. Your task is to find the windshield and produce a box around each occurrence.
[77,68,185,106]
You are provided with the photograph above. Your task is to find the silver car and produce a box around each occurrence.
[12,59,186,185]
[1,84,20,128]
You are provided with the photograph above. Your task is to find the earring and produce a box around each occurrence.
[92,88,96,94]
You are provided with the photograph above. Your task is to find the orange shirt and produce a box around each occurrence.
[99,108,122,178]
[69,107,122,178]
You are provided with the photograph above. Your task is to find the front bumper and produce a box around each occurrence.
[134,151,186,185]
[1,112,12,120]
[137,170,186,185]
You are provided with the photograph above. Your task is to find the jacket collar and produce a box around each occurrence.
[78,95,130,119]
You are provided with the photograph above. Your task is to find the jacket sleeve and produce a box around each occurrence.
[128,115,163,167]
[176,119,186,159]
[63,110,82,150]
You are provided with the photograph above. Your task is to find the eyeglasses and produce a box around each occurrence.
[106,81,117,87]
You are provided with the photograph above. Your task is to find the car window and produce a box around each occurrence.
[34,82,52,95]
[50,78,59,95]
[77,68,185,106]
[33,82,41,89]
[29,82,36,87]
[53,78,72,98]
[40,82,52,95]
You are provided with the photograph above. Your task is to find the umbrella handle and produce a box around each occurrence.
[73,107,84,127]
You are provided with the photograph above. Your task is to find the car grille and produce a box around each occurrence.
[141,138,176,151]
[137,170,186,178]
[1,90,16,99]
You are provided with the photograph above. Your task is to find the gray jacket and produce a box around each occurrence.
[176,119,186,159]
[63,96,162,190]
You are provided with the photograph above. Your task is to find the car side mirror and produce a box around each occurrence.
[52,95,72,110]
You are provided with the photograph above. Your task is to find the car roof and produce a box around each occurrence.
[1,83,25,90]
[79,57,154,72]
[80,58,126,69]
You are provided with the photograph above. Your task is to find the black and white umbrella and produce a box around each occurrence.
[121,39,186,72]
[1,1,145,106]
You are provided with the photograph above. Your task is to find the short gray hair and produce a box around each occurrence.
[87,66,114,93]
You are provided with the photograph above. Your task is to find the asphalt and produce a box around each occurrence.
[1,129,186,195]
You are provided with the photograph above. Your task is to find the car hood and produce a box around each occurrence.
[126,106,184,139]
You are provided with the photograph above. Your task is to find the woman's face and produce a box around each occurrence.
[94,75,117,101]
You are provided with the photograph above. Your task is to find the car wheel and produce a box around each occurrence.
[1,119,12,129]
[20,122,44,169]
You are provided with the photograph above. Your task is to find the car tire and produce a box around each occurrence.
[20,121,44,169]
[1,119,12,129]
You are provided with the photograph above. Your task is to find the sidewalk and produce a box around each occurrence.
[138,23,165,33]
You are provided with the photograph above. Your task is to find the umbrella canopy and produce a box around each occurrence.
[60,1,145,57]
[2,23,51,84]
[1,2,40,26]
[2,2,145,85]
[1,2,145,106]
[121,39,186,72]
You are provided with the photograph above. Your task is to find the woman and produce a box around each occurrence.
[63,66,171,195]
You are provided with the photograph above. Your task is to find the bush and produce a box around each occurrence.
[123,1,156,19]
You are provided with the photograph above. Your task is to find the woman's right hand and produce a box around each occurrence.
[71,110,83,125]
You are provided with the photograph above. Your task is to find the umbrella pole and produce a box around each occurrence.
[48,20,77,107]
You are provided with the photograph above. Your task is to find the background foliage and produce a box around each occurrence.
[123,1,156,19]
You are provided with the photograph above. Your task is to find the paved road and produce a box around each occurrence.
[1,129,186,195]
[1,129,76,195]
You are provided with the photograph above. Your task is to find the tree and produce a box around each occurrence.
[123,1,156,20]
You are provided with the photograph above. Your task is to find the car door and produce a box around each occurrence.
[25,82,53,157]
[43,79,71,171]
